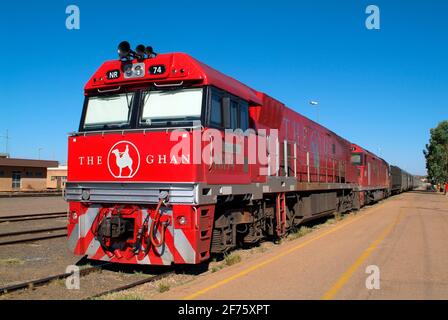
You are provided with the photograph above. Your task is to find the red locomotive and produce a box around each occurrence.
[350,144,390,206]
[65,41,408,265]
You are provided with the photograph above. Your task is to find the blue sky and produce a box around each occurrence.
[0,0,446,175]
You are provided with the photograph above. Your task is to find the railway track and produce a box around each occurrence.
[0,212,67,223]
[0,263,111,295]
[0,210,174,299]
[0,212,68,245]
[0,226,66,246]
[0,261,174,299]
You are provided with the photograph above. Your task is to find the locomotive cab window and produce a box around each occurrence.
[210,94,223,127]
[230,101,238,129]
[82,92,135,130]
[351,153,363,165]
[140,87,203,126]
[207,87,250,131]
[228,100,249,131]
[239,101,249,131]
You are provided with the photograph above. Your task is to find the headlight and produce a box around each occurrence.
[70,211,78,221]
[134,65,143,77]
[124,63,145,79]
[177,216,187,226]
[124,65,133,77]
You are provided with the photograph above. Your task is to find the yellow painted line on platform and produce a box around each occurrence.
[183,203,388,300]
[321,208,405,300]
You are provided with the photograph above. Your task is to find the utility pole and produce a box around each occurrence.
[38,147,44,160]
[0,130,10,154]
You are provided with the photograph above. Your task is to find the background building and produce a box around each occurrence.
[47,165,68,190]
[0,154,58,192]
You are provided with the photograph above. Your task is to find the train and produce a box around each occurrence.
[390,166,419,194]
[65,41,419,265]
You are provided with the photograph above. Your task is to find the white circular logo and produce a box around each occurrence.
[107,140,140,178]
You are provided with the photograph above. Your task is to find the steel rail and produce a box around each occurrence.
[0,215,67,223]
[0,233,66,246]
[0,227,66,238]
[0,212,67,222]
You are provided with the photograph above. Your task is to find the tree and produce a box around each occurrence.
[423,121,448,184]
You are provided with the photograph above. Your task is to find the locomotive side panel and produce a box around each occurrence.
[259,102,357,186]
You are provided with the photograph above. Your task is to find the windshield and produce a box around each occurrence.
[140,88,203,125]
[83,92,134,129]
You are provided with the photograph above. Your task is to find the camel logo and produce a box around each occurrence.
[107,141,140,178]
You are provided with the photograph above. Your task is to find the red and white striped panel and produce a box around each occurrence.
[68,204,198,265]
